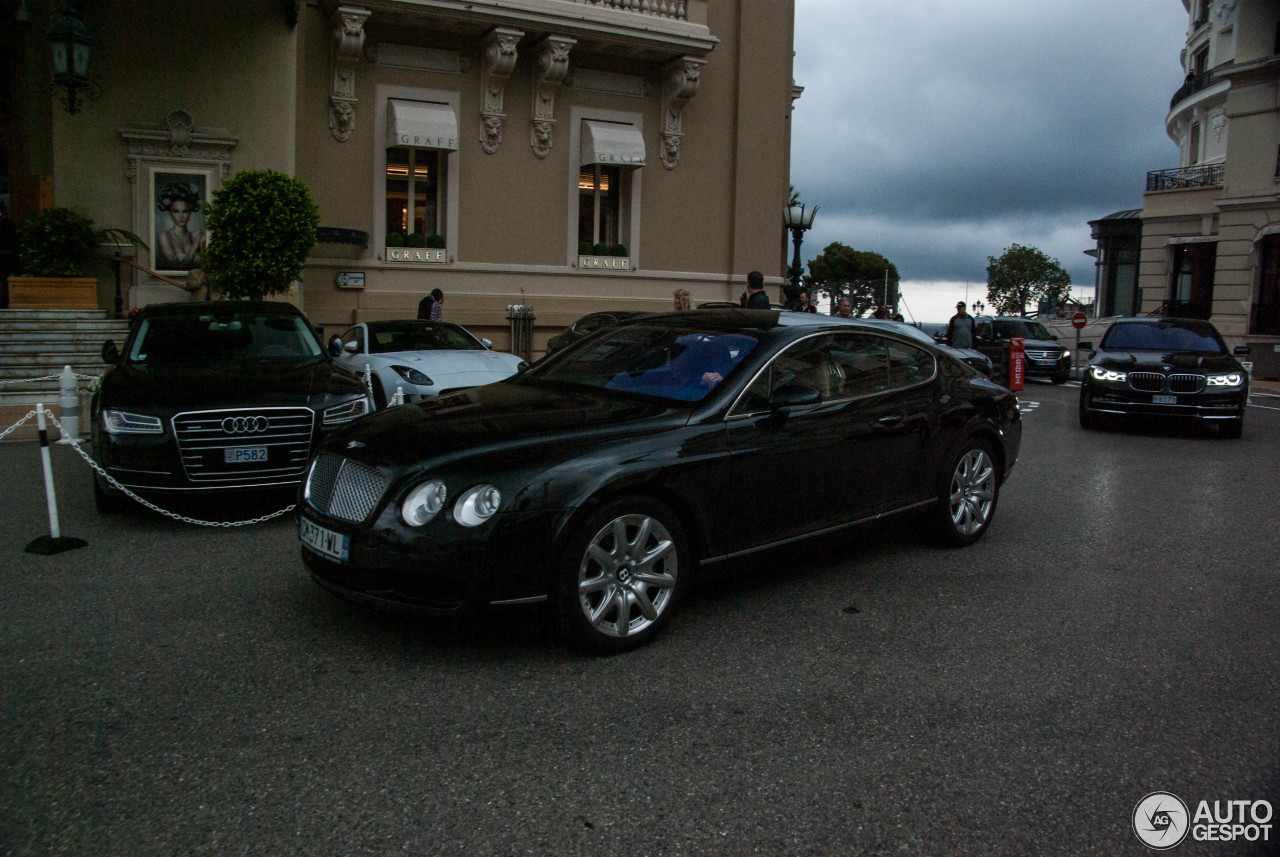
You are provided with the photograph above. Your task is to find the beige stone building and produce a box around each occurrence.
[1137,0,1280,378]
[1,0,798,354]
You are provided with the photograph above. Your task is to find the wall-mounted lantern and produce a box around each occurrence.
[48,3,94,115]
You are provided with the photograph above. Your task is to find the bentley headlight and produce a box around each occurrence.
[454,484,502,527]
[1206,372,1244,387]
[102,410,163,435]
[392,365,433,386]
[1089,366,1127,383]
[323,397,372,427]
[401,479,448,526]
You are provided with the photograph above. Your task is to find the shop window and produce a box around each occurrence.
[579,165,622,251]
[386,147,442,245]
[1251,234,1280,335]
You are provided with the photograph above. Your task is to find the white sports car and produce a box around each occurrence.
[333,320,527,408]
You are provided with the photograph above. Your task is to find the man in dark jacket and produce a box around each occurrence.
[744,271,771,309]
[947,301,976,348]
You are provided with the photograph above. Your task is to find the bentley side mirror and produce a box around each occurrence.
[344,341,359,354]
[769,382,821,413]
[101,340,119,364]
[327,335,344,358]
[1234,345,1251,356]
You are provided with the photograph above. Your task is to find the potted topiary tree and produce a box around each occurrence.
[203,169,319,300]
[11,207,146,309]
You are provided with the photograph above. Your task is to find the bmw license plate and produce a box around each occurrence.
[300,518,349,563]
[1153,394,1177,405]
[224,446,268,463]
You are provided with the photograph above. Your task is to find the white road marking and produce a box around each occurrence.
[1018,401,1040,414]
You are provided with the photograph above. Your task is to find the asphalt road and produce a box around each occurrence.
[2,383,1278,856]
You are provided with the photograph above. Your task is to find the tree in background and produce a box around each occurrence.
[805,242,900,316]
[985,243,1071,317]
[204,169,319,299]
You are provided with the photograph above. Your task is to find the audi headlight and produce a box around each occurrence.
[1206,372,1244,387]
[102,410,163,435]
[401,479,448,526]
[454,484,501,527]
[1062,350,1071,360]
[323,397,372,427]
[392,365,433,386]
[1089,366,1127,383]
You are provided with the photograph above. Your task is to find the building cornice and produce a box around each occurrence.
[331,0,718,60]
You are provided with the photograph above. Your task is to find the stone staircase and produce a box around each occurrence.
[1,309,132,440]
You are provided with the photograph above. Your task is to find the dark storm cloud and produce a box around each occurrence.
[790,0,1190,285]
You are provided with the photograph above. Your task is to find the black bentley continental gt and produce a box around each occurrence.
[1078,317,1250,437]
[91,301,373,511]
[297,310,1022,652]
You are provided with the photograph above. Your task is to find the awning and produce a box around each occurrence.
[581,120,645,167]
[1165,235,1219,245]
[387,100,458,151]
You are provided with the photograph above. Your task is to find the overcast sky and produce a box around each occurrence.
[790,0,1190,321]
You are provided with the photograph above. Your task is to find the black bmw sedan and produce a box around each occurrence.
[91,301,373,511]
[298,310,1022,652]
[1078,317,1250,437]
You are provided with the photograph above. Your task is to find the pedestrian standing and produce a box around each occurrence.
[947,301,976,348]
[418,288,444,321]
[796,291,817,313]
[835,298,853,318]
[744,271,771,309]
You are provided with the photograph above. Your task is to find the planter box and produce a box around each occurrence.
[8,276,99,309]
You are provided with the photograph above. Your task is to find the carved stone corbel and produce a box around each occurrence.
[480,27,523,154]
[530,35,575,158]
[660,56,704,169]
[329,6,370,142]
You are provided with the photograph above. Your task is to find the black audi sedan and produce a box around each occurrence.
[298,310,1022,653]
[973,316,1072,383]
[91,301,373,511]
[1078,317,1250,437]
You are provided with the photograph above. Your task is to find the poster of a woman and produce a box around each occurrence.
[153,174,208,272]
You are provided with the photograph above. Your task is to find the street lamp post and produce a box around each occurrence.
[48,2,94,115]
[782,203,817,306]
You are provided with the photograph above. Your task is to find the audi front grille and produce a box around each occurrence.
[172,407,315,486]
[305,452,388,523]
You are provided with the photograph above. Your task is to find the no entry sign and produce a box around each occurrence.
[1072,312,1088,330]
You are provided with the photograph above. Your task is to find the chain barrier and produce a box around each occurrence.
[0,410,39,443]
[1,372,102,390]
[6,406,297,529]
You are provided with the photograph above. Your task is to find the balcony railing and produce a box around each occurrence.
[1169,67,1226,109]
[1146,163,1224,191]
[566,0,688,20]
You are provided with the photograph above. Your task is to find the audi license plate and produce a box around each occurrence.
[224,446,268,463]
[1153,394,1177,405]
[300,518,349,563]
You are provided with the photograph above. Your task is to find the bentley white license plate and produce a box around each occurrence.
[1153,395,1177,405]
[224,446,268,463]
[300,518,349,562]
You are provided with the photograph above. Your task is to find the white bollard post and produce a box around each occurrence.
[25,404,88,555]
[57,365,80,444]
[392,386,405,406]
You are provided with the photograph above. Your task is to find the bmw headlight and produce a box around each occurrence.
[102,410,163,435]
[1206,372,1244,387]
[392,365,434,386]
[1089,366,1127,383]
[323,397,372,427]
[401,479,448,526]
[454,484,502,527]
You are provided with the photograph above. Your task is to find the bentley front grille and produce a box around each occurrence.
[305,452,388,523]
[172,407,315,486]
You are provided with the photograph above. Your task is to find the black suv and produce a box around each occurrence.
[971,316,1072,384]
